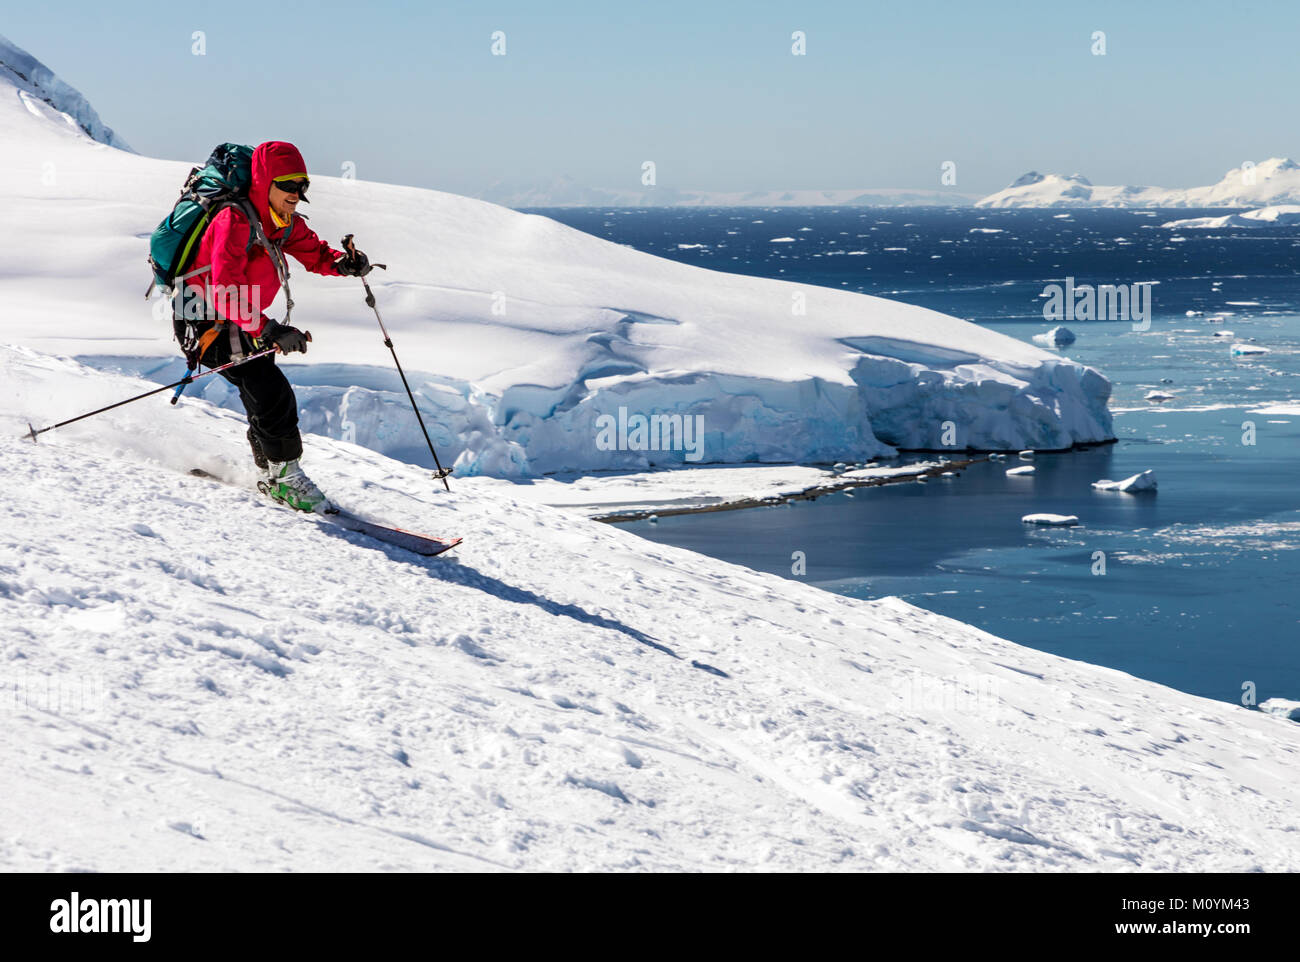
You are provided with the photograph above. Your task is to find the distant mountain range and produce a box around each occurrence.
[975,158,1300,208]
[481,160,1300,210]
[476,176,979,208]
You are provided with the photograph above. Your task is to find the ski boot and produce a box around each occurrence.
[258,459,335,514]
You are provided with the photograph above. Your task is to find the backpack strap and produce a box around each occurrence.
[236,198,295,327]
[197,324,224,358]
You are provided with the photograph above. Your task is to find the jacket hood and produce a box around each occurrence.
[250,141,309,232]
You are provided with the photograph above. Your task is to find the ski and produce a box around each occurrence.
[189,468,462,557]
[314,504,462,557]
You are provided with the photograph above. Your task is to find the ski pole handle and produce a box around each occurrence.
[341,234,386,272]
[270,330,311,354]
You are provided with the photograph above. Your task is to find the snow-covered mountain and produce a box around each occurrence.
[0,36,1111,478]
[1161,204,1300,229]
[977,158,1300,209]
[478,176,978,208]
[0,32,130,151]
[3,347,1298,872]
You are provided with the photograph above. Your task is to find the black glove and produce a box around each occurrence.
[259,319,310,354]
[334,246,371,277]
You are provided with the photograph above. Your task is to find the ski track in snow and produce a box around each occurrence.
[1,352,1298,872]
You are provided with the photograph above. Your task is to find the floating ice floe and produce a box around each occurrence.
[1022,513,1079,526]
[1145,390,1176,402]
[1006,465,1036,476]
[1033,325,1077,347]
[1231,343,1270,356]
[1186,310,1204,317]
[1212,330,1235,337]
[1092,469,1157,493]
[1260,698,1300,721]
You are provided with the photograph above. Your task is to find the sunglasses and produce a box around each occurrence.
[273,178,309,196]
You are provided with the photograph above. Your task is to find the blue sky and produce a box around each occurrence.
[7,0,1300,195]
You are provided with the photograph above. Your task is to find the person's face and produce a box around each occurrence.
[269,179,307,220]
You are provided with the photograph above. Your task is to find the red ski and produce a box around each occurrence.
[319,509,462,557]
[189,468,461,557]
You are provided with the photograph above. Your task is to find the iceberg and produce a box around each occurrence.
[1022,513,1079,526]
[1161,205,1300,229]
[1259,699,1300,722]
[1092,470,1157,493]
[1032,326,1076,347]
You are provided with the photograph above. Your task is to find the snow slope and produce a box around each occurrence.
[0,33,130,151]
[2,347,1297,872]
[977,159,1300,209]
[0,35,1111,478]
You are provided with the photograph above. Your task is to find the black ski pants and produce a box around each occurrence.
[198,323,303,464]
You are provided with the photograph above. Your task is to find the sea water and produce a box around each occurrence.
[533,207,1300,705]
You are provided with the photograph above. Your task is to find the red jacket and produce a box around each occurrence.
[184,141,342,336]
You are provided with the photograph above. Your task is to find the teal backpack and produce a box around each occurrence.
[145,142,257,296]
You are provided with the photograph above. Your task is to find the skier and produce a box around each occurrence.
[180,140,371,512]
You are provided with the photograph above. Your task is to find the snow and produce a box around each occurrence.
[1247,401,1300,415]
[6,36,1296,875]
[1259,699,1300,722]
[4,348,1300,872]
[1161,205,1300,230]
[977,159,1300,209]
[0,33,1113,481]
[1021,513,1079,526]
[1092,470,1157,493]
[976,172,1167,209]
[1032,326,1076,347]
[0,32,131,151]
[466,461,944,518]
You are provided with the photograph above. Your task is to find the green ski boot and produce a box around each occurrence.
[259,459,335,514]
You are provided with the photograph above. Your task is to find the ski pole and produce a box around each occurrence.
[22,347,278,443]
[342,234,452,491]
